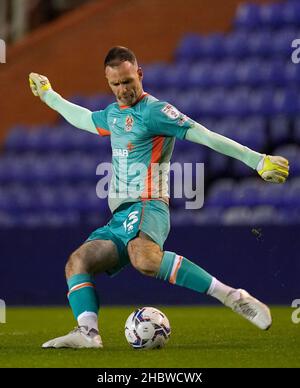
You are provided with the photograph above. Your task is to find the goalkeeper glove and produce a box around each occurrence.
[257,155,289,183]
[29,72,52,101]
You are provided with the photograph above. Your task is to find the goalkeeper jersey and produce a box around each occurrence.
[91,93,195,213]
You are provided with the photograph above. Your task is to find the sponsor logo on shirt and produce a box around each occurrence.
[161,104,180,120]
[113,149,129,157]
[125,115,134,132]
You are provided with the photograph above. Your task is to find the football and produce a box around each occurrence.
[125,307,171,349]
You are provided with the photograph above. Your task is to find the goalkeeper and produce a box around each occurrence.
[29,46,289,349]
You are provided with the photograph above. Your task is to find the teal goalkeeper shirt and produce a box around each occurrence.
[91,93,195,213]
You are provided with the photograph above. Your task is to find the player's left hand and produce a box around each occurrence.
[257,155,289,183]
[28,72,52,101]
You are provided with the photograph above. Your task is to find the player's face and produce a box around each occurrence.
[105,61,143,106]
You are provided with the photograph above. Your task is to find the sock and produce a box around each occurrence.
[78,311,98,332]
[156,251,213,293]
[206,277,235,304]
[67,273,100,331]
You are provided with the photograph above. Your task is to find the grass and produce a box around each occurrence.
[0,306,299,368]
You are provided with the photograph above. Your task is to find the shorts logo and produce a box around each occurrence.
[125,115,134,132]
[161,104,180,120]
[123,211,139,233]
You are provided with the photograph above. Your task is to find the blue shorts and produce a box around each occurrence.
[86,200,170,276]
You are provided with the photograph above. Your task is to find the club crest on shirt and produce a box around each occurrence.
[125,115,134,132]
[161,104,180,120]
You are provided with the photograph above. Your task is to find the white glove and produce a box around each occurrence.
[29,72,52,101]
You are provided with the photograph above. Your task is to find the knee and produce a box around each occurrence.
[128,238,162,277]
[65,248,87,279]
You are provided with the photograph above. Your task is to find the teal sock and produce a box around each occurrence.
[156,251,213,293]
[67,273,99,320]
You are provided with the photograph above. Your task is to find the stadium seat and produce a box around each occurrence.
[236,59,265,86]
[282,1,300,26]
[250,205,281,224]
[206,178,235,207]
[212,60,238,87]
[232,178,264,206]
[221,206,253,225]
[234,3,261,30]
[259,3,284,28]
[223,31,249,58]
[269,115,291,147]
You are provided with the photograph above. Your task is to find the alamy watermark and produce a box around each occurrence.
[291,39,300,64]
[96,161,205,210]
[291,299,300,324]
[0,39,6,63]
[0,299,6,323]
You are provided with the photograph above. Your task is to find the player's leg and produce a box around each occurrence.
[65,239,119,330]
[42,238,119,349]
[127,201,272,330]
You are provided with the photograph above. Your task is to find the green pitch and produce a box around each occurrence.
[0,306,299,368]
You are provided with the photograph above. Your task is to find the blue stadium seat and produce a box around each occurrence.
[293,117,300,143]
[261,60,286,87]
[193,207,223,225]
[4,125,31,152]
[285,61,300,85]
[196,33,226,59]
[175,34,203,61]
[272,89,299,115]
[206,178,235,207]
[249,88,276,116]
[259,3,284,28]
[174,90,202,118]
[250,205,281,224]
[234,3,261,30]
[187,62,214,88]
[280,178,300,210]
[35,186,60,211]
[142,63,168,89]
[269,115,290,147]
[196,88,227,117]
[258,183,287,207]
[272,27,297,57]
[223,88,251,117]
[212,60,238,87]
[0,211,17,227]
[236,59,265,86]
[232,178,264,206]
[207,151,230,177]
[282,1,300,26]
[221,206,253,225]
[163,63,190,89]
[223,31,249,58]
[247,30,273,57]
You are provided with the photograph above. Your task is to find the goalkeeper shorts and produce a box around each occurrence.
[86,199,170,276]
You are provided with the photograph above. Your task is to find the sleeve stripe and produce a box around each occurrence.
[96,127,111,136]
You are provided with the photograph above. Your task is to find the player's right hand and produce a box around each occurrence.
[29,72,52,100]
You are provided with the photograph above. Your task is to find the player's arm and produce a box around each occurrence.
[28,72,97,134]
[185,122,289,184]
[146,101,289,184]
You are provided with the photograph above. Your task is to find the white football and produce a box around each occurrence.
[125,307,171,350]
